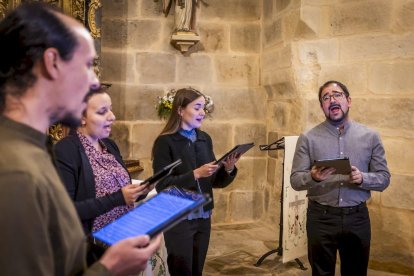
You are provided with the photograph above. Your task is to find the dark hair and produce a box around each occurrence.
[158,88,205,136]
[82,84,111,117]
[0,3,78,112]
[318,80,350,105]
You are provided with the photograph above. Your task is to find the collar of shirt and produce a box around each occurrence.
[323,119,351,136]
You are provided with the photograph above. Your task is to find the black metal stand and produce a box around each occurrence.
[254,138,307,270]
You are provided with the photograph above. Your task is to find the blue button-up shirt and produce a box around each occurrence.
[290,120,390,207]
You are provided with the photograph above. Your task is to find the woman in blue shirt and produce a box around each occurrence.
[152,88,240,276]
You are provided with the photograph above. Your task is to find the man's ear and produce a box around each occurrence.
[347,96,352,107]
[43,48,59,79]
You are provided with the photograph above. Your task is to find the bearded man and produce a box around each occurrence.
[290,80,390,276]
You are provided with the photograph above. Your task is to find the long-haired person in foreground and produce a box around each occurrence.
[0,3,160,275]
[152,88,240,276]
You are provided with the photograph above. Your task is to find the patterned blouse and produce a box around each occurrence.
[77,131,133,232]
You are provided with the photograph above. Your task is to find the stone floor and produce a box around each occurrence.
[204,222,406,276]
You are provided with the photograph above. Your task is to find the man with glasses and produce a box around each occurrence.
[290,80,390,276]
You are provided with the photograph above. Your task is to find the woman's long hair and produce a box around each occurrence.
[158,87,205,136]
[152,88,205,160]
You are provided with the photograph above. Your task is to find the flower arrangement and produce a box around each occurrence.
[156,89,214,120]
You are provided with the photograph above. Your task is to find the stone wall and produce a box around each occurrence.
[101,0,414,273]
[262,0,414,273]
[101,0,267,225]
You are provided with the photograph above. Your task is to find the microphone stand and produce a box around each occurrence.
[254,137,306,270]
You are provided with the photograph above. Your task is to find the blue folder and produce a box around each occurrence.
[93,191,211,246]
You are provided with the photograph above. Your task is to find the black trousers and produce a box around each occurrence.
[164,218,211,276]
[307,200,371,276]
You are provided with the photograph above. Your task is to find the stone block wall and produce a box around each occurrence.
[262,0,414,273]
[101,0,267,225]
[101,0,414,273]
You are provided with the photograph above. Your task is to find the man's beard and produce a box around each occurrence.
[326,104,349,125]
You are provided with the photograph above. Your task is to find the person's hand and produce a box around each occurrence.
[193,161,219,180]
[349,166,363,185]
[121,184,151,205]
[311,166,336,182]
[222,153,241,173]
[99,235,162,276]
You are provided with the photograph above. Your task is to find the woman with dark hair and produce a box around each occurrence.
[54,86,152,264]
[152,88,240,276]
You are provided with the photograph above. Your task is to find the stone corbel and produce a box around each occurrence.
[170,31,200,53]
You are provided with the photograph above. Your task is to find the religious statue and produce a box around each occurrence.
[160,0,202,53]
[163,0,198,33]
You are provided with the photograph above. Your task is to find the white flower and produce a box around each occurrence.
[156,89,214,119]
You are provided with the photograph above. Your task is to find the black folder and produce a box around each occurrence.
[92,191,211,246]
[140,159,182,186]
[313,157,351,175]
[214,142,255,166]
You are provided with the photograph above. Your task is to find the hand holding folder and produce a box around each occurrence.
[313,157,351,175]
[214,142,255,167]
[93,191,211,246]
[129,159,182,203]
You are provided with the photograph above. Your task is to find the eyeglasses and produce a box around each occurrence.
[321,92,345,103]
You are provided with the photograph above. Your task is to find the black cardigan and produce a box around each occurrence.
[54,132,128,234]
[152,129,237,211]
